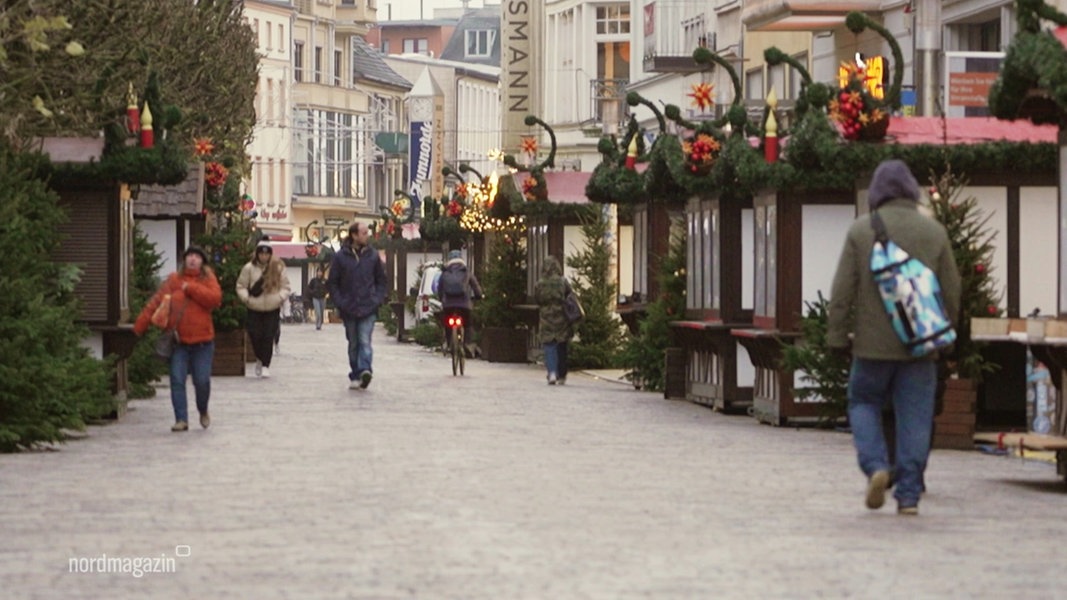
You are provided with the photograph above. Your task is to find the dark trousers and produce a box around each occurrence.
[246,309,280,367]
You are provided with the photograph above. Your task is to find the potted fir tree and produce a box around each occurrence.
[476,222,529,362]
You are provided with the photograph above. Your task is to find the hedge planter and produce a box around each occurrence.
[481,327,529,363]
[212,329,247,376]
[933,378,977,450]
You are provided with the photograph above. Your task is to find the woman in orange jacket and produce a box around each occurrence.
[134,246,223,432]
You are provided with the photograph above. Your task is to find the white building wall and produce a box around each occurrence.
[1019,186,1058,317]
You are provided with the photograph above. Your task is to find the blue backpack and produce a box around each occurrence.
[869,211,956,357]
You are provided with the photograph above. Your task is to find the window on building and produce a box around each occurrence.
[334,49,342,85]
[403,38,428,54]
[381,39,390,54]
[957,18,1002,51]
[596,4,631,35]
[265,20,272,50]
[314,46,323,83]
[253,19,259,46]
[789,53,808,100]
[768,63,786,100]
[745,67,764,100]
[278,24,284,53]
[465,29,495,58]
[594,41,630,123]
[341,0,356,5]
[295,109,367,199]
[294,41,304,82]
[682,14,706,52]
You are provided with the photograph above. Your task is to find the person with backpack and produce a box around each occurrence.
[435,250,482,355]
[827,159,961,516]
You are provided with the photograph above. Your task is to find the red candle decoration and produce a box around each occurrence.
[764,91,779,164]
[140,102,154,149]
[624,135,638,170]
[126,83,140,135]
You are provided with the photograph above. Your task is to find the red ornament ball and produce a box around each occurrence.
[975,264,985,274]
[987,305,997,315]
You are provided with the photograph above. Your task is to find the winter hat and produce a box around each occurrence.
[447,250,463,261]
[868,159,919,211]
[255,238,273,253]
[182,245,208,263]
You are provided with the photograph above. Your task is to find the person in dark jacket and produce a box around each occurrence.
[435,250,482,355]
[307,267,328,330]
[328,222,387,390]
[827,159,962,516]
[535,256,573,385]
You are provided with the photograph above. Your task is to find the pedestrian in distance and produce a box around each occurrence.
[534,255,574,385]
[236,239,291,379]
[327,222,387,390]
[307,267,329,330]
[435,249,483,357]
[133,246,223,432]
[827,159,962,516]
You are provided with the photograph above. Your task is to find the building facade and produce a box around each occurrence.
[289,0,411,242]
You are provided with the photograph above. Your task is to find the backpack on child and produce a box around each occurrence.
[869,210,956,357]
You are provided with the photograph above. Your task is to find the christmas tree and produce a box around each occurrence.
[620,226,687,390]
[927,167,1003,380]
[475,224,527,329]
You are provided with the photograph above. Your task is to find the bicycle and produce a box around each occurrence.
[442,309,466,376]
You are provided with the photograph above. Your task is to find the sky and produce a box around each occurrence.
[379,0,489,21]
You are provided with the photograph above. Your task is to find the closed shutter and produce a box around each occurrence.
[54,189,114,323]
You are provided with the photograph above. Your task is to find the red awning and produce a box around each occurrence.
[885,116,1057,145]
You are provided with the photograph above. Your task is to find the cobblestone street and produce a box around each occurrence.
[1,322,1066,599]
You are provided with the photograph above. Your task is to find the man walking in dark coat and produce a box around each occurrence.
[827,159,961,516]
[328,222,387,390]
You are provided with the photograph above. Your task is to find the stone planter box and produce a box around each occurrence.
[481,326,529,363]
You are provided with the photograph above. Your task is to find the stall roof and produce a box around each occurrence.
[885,116,1057,145]
[514,171,592,204]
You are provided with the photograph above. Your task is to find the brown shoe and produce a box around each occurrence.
[199,413,211,429]
[897,505,919,516]
[865,470,890,509]
[171,421,189,432]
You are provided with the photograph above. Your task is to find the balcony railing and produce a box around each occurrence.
[590,78,629,127]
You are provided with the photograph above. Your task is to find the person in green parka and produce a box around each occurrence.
[535,256,573,385]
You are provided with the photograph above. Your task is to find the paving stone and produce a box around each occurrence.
[1,322,1065,598]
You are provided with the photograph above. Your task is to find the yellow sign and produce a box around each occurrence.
[839,56,886,99]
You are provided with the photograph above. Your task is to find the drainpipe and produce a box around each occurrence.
[916,0,941,116]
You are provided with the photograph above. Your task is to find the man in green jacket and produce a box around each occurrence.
[827,159,962,516]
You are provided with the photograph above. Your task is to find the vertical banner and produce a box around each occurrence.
[408,120,433,214]
[501,1,542,155]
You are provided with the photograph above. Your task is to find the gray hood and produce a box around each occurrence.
[868,159,919,211]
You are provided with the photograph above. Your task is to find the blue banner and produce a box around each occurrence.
[408,120,433,215]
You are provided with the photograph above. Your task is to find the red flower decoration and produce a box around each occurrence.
[205,161,229,188]
[455,183,468,199]
[520,136,538,155]
[687,82,715,112]
[193,138,215,156]
[447,200,463,217]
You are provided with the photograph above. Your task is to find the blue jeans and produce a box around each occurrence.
[313,298,325,329]
[543,341,569,380]
[847,357,937,507]
[343,313,376,380]
[169,341,214,423]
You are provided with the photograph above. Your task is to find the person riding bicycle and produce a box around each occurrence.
[435,250,482,354]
